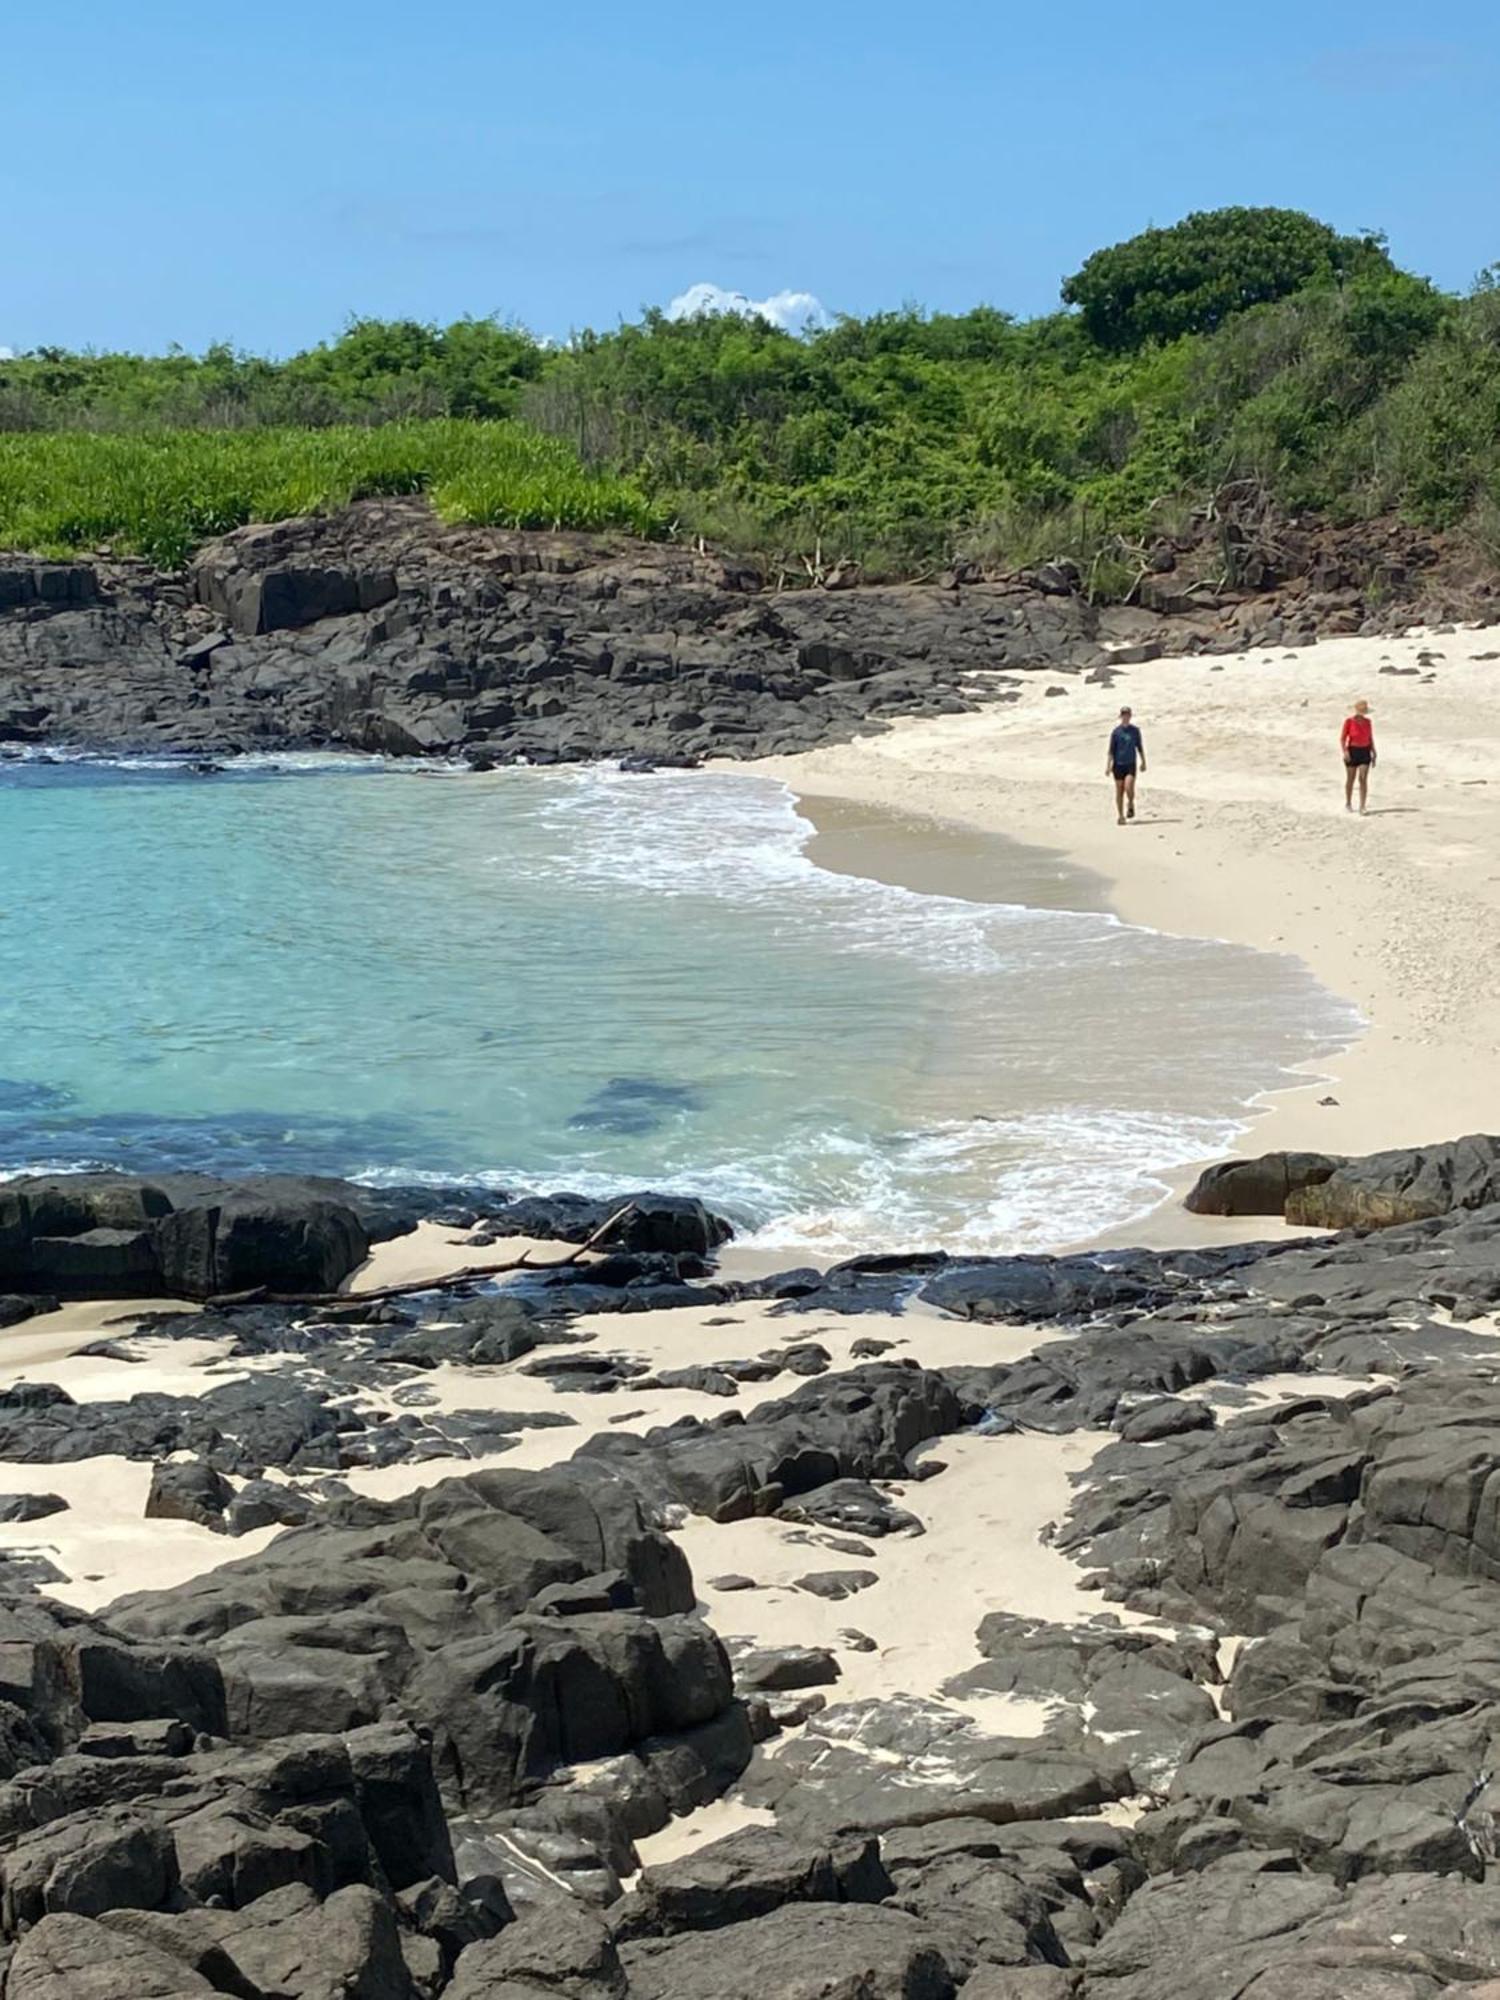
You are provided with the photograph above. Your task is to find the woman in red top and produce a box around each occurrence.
[1341,699,1376,814]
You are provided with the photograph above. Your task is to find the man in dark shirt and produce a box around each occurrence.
[1106,706,1146,825]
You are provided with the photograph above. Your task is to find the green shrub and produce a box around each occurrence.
[1061,207,1395,349]
[0,423,665,565]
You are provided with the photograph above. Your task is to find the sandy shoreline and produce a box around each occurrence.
[752,620,1500,1242]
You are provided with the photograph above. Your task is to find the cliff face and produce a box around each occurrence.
[0,501,1111,762]
[2,499,1491,764]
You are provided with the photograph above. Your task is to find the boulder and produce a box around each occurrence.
[0,1491,69,1523]
[1183,1151,1343,1217]
[6,1914,215,1998]
[1116,1398,1214,1444]
[144,1460,233,1532]
[619,1902,962,2000]
[1285,1134,1500,1228]
[610,1827,892,1939]
[0,1173,373,1299]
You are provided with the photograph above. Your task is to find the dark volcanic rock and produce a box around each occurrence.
[0,503,1119,765]
[0,1491,69,1523]
[144,1460,233,1532]
[610,1825,892,1940]
[620,1902,963,2000]
[0,1172,377,1299]
[1184,1150,1344,1216]
[1286,1132,1500,1228]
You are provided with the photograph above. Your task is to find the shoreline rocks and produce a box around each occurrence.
[4,1142,1500,1990]
[0,1173,734,1304]
[4,499,1487,768]
[1183,1133,1500,1229]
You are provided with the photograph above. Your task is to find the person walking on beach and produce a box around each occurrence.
[1341,699,1376,814]
[1106,706,1146,825]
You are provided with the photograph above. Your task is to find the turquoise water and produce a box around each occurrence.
[0,756,1357,1252]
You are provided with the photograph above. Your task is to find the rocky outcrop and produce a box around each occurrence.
[1182,1148,1343,1216]
[1285,1133,1500,1228]
[0,503,1114,764]
[10,1168,1500,1989]
[1183,1132,1500,1229]
[0,1173,733,1302]
[0,1173,375,1300]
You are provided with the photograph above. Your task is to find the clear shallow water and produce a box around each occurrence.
[0,756,1358,1253]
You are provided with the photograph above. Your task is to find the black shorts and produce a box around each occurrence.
[1112,764,1137,781]
[1346,746,1373,768]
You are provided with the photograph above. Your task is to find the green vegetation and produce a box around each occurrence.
[0,423,665,567]
[1059,207,1395,348]
[3,209,1500,583]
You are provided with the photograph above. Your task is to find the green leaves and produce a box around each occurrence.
[1061,208,1397,350]
[0,423,665,564]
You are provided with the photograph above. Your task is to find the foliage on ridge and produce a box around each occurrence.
[1,209,1498,582]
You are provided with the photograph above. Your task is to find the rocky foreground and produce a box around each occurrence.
[0,501,1483,765]
[0,1141,1498,1992]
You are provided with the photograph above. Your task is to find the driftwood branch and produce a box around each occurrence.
[205,1202,640,1311]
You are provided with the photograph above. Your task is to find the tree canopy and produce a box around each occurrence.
[1061,207,1397,349]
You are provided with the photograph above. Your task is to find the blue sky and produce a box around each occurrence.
[5,0,1497,354]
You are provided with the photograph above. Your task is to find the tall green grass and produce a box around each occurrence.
[0,421,666,567]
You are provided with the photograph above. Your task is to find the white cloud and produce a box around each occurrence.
[0,347,13,361]
[666,282,831,336]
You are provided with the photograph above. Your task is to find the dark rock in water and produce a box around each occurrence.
[0,501,1127,767]
[144,1459,232,1532]
[1184,1150,1343,1216]
[0,1491,69,1522]
[570,1076,704,1136]
[0,1171,377,1299]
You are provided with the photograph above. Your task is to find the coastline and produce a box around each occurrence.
[749,620,1500,1246]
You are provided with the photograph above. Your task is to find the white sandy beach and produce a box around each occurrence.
[753,621,1500,1236]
